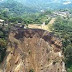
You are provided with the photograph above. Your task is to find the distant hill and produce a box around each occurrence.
[0,0,38,16]
[15,0,72,10]
[0,0,72,16]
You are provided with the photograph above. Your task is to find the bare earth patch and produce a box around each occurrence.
[0,29,66,72]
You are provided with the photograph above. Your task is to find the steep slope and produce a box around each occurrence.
[0,28,66,72]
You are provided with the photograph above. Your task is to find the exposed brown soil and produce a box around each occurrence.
[14,29,62,50]
[0,28,66,72]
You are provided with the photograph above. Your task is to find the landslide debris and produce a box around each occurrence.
[0,29,66,72]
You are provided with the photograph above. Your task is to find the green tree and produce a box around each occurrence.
[50,17,72,72]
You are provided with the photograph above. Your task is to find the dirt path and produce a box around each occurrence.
[48,18,56,25]
[28,18,56,32]
[47,18,56,32]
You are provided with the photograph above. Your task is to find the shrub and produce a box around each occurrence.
[29,69,34,72]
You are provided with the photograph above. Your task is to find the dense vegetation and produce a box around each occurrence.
[0,7,52,24]
[0,0,38,15]
[0,0,72,24]
[51,17,72,72]
[0,26,8,63]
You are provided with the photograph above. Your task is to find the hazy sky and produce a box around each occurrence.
[0,0,3,1]
[0,0,72,4]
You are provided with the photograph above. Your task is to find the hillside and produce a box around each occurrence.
[15,0,72,10]
[0,0,38,17]
[0,28,66,72]
[0,0,72,16]
[0,0,72,72]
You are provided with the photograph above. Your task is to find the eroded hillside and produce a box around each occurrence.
[0,28,66,72]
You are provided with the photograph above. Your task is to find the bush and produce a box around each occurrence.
[0,28,8,63]
[29,69,34,72]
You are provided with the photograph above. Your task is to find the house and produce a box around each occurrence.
[53,11,70,18]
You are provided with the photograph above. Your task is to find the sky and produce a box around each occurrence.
[0,0,3,1]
